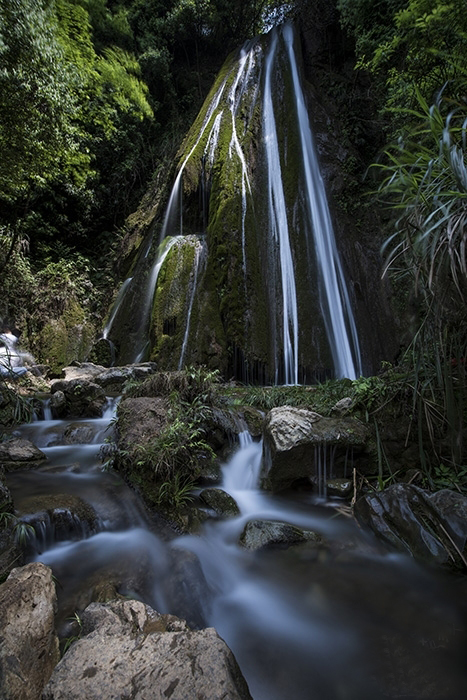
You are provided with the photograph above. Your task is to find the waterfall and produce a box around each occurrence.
[178,240,205,369]
[133,236,181,362]
[263,30,299,385]
[102,277,133,340]
[105,25,364,380]
[283,24,362,380]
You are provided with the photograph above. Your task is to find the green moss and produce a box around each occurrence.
[39,300,95,375]
[150,237,199,368]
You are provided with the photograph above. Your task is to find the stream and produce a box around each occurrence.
[6,400,467,700]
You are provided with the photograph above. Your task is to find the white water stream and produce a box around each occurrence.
[6,403,467,699]
[263,30,299,385]
[283,24,362,380]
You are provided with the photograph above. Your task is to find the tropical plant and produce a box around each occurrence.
[156,473,196,511]
[133,414,215,482]
[374,90,467,473]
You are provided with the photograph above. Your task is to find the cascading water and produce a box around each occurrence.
[102,277,133,341]
[133,235,181,362]
[283,24,362,380]
[178,239,206,370]
[105,23,367,379]
[6,405,467,698]
[263,29,299,385]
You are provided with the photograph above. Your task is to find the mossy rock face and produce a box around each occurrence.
[38,300,95,377]
[106,25,398,378]
[87,339,114,367]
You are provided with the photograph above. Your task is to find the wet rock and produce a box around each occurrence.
[91,363,159,394]
[50,379,106,418]
[326,478,353,498]
[239,519,308,551]
[42,599,252,700]
[117,396,169,452]
[94,366,135,392]
[263,406,370,492]
[355,484,467,569]
[49,389,66,418]
[330,397,353,415]
[60,363,107,382]
[199,487,240,517]
[62,423,96,445]
[131,362,159,380]
[0,438,47,471]
[16,493,100,550]
[0,562,60,699]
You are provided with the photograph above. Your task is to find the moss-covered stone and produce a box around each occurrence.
[38,300,94,377]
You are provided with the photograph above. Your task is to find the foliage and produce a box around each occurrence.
[373,89,467,474]
[339,0,467,134]
[0,0,83,197]
[124,366,221,404]
[227,381,351,414]
[0,378,35,426]
[62,612,83,654]
[133,413,214,482]
[155,473,196,510]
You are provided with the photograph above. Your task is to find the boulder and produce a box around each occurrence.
[94,363,158,393]
[50,379,106,418]
[0,438,47,471]
[60,363,107,382]
[239,519,310,550]
[116,396,169,452]
[16,493,100,552]
[42,599,252,700]
[262,406,370,492]
[62,423,96,445]
[49,390,66,418]
[199,487,240,517]
[0,562,59,700]
[355,484,467,569]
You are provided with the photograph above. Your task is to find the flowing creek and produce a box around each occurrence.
[6,400,467,699]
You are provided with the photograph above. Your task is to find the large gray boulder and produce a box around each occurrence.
[262,406,370,492]
[42,598,252,700]
[0,562,59,700]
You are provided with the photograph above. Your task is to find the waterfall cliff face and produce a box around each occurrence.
[106,24,367,382]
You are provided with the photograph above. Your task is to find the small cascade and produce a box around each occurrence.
[103,277,133,341]
[283,24,362,380]
[221,432,263,495]
[5,399,467,698]
[178,240,206,370]
[22,508,102,556]
[133,236,181,362]
[263,30,299,385]
[40,398,53,422]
